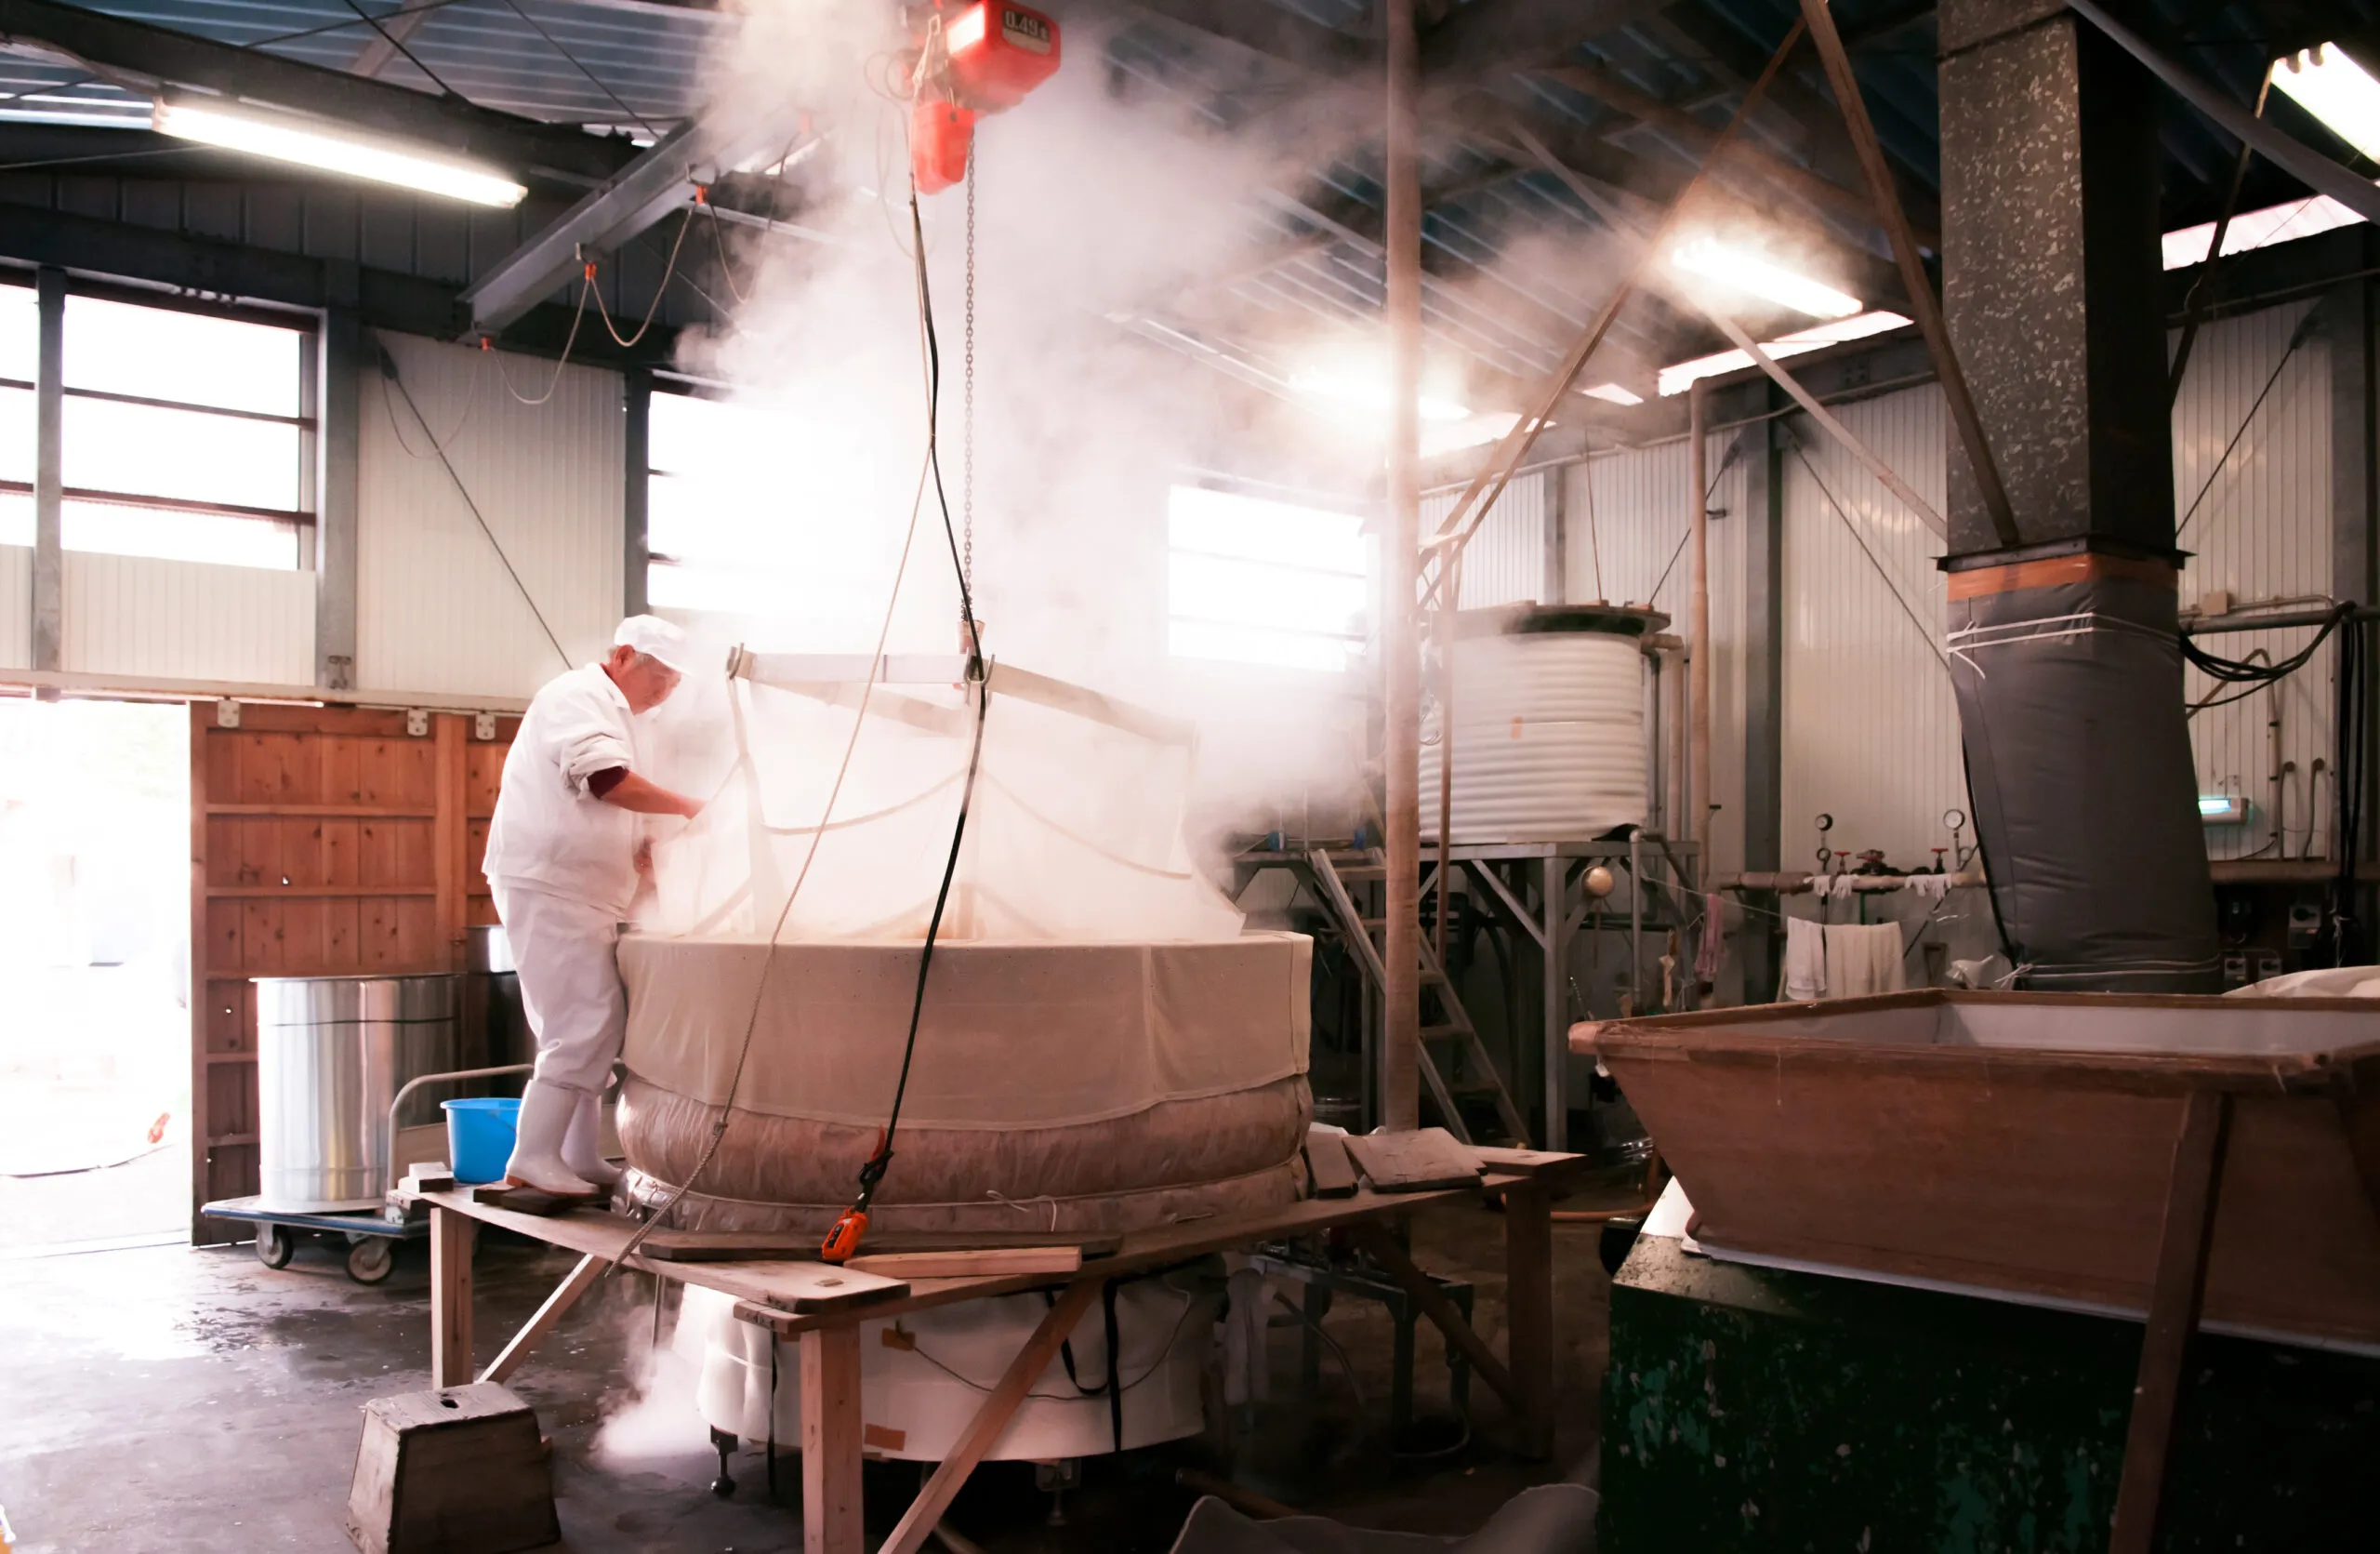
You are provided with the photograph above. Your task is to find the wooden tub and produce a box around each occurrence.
[1597,990,2380,1348]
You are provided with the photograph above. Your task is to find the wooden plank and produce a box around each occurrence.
[843,1247,1087,1279]
[433,712,467,974]
[878,1278,1106,1554]
[206,804,437,817]
[1344,1128,1483,1192]
[1303,1129,1359,1198]
[638,1228,1122,1263]
[480,1254,606,1386]
[1470,1146,1597,1183]
[2109,1090,2232,1554]
[1502,1181,1556,1460]
[416,1193,910,1314]
[431,1204,475,1388]
[210,885,437,898]
[800,1325,866,1554]
[1350,1221,1524,1420]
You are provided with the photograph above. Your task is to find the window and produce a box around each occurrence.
[1167,485,1368,674]
[646,389,774,614]
[0,287,310,568]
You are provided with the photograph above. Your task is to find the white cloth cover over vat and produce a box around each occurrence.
[616,932,1313,1234]
[673,1278,1217,1461]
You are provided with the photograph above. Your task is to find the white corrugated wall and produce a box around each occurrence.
[1425,471,1548,609]
[0,544,26,668]
[358,334,624,697]
[62,552,314,682]
[1560,434,1750,872]
[2172,301,2335,861]
[1779,384,1964,870]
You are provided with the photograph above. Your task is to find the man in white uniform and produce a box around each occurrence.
[484,616,705,1196]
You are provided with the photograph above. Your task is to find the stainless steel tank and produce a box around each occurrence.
[255,974,459,1212]
[465,923,532,1085]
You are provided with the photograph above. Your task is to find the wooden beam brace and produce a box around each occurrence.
[480,1253,607,1386]
[1797,0,2018,549]
[879,1278,1106,1554]
[2109,1088,2232,1554]
[431,1204,475,1388]
[1351,1221,1525,1419]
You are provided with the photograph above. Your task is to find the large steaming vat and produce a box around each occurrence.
[1421,604,1659,843]
[615,932,1313,1235]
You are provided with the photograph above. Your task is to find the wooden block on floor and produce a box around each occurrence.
[1343,1127,1484,1192]
[1303,1129,1359,1198]
[347,1383,558,1554]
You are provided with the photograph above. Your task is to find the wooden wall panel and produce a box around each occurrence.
[189,702,514,1243]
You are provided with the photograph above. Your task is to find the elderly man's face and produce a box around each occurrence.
[604,645,683,713]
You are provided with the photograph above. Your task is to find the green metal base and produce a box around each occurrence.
[1601,1235,2380,1552]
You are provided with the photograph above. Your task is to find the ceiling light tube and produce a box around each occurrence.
[1668,237,1861,320]
[2273,44,2380,164]
[152,98,527,207]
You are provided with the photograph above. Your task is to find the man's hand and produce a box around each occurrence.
[596,770,706,818]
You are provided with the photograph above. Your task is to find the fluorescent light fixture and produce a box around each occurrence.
[152,99,526,207]
[1657,311,1910,396]
[2162,194,2366,269]
[1581,381,1645,406]
[2200,794,2248,824]
[2274,44,2380,163]
[1668,237,1861,321]
[1289,370,1471,423]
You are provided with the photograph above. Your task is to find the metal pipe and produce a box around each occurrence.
[2269,681,2286,859]
[2184,604,2380,634]
[1434,551,1458,960]
[1688,381,1712,874]
[1381,0,1422,1132]
[1714,869,1988,894]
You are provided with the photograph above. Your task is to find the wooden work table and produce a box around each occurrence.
[418,1150,1587,1554]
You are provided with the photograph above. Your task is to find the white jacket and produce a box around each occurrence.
[484,663,645,916]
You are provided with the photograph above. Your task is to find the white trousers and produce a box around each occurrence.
[492,881,627,1097]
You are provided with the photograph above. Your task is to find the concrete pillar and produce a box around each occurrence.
[32,267,61,675]
[1938,0,2172,556]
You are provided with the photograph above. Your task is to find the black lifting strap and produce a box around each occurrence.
[1043,1278,1127,1454]
[1103,1277,1124,1454]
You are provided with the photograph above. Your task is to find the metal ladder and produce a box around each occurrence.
[1303,849,1529,1147]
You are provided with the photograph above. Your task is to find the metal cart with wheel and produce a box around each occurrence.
[200,1062,534,1285]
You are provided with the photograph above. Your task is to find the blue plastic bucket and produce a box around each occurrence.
[443,1097,522,1185]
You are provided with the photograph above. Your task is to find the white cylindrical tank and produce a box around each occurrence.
[1421,604,1660,843]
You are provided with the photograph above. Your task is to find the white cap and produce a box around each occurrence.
[614,614,694,674]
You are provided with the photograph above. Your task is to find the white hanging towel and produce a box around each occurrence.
[1824,922,1907,998]
[1783,916,1829,1001]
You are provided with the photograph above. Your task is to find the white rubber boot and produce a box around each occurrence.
[562,1091,622,1189]
[505,1080,598,1197]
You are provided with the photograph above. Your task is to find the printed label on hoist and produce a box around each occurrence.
[1002,7,1052,52]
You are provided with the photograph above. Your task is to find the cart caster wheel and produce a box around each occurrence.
[257,1225,295,1269]
[347,1238,395,1284]
[709,1428,737,1498]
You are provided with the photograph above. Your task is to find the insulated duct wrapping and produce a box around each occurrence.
[1947,564,2220,990]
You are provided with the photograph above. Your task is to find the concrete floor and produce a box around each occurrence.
[0,1198,1617,1554]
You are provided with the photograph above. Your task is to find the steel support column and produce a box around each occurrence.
[1382,0,1422,1131]
[315,306,361,689]
[1742,385,1786,1003]
[624,368,652,618]
[32,266,60,676]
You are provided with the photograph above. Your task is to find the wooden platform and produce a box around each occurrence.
[415,1150,1592,1554]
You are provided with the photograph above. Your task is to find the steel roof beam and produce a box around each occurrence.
[0,0,637,185]
[458,108,809,336]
